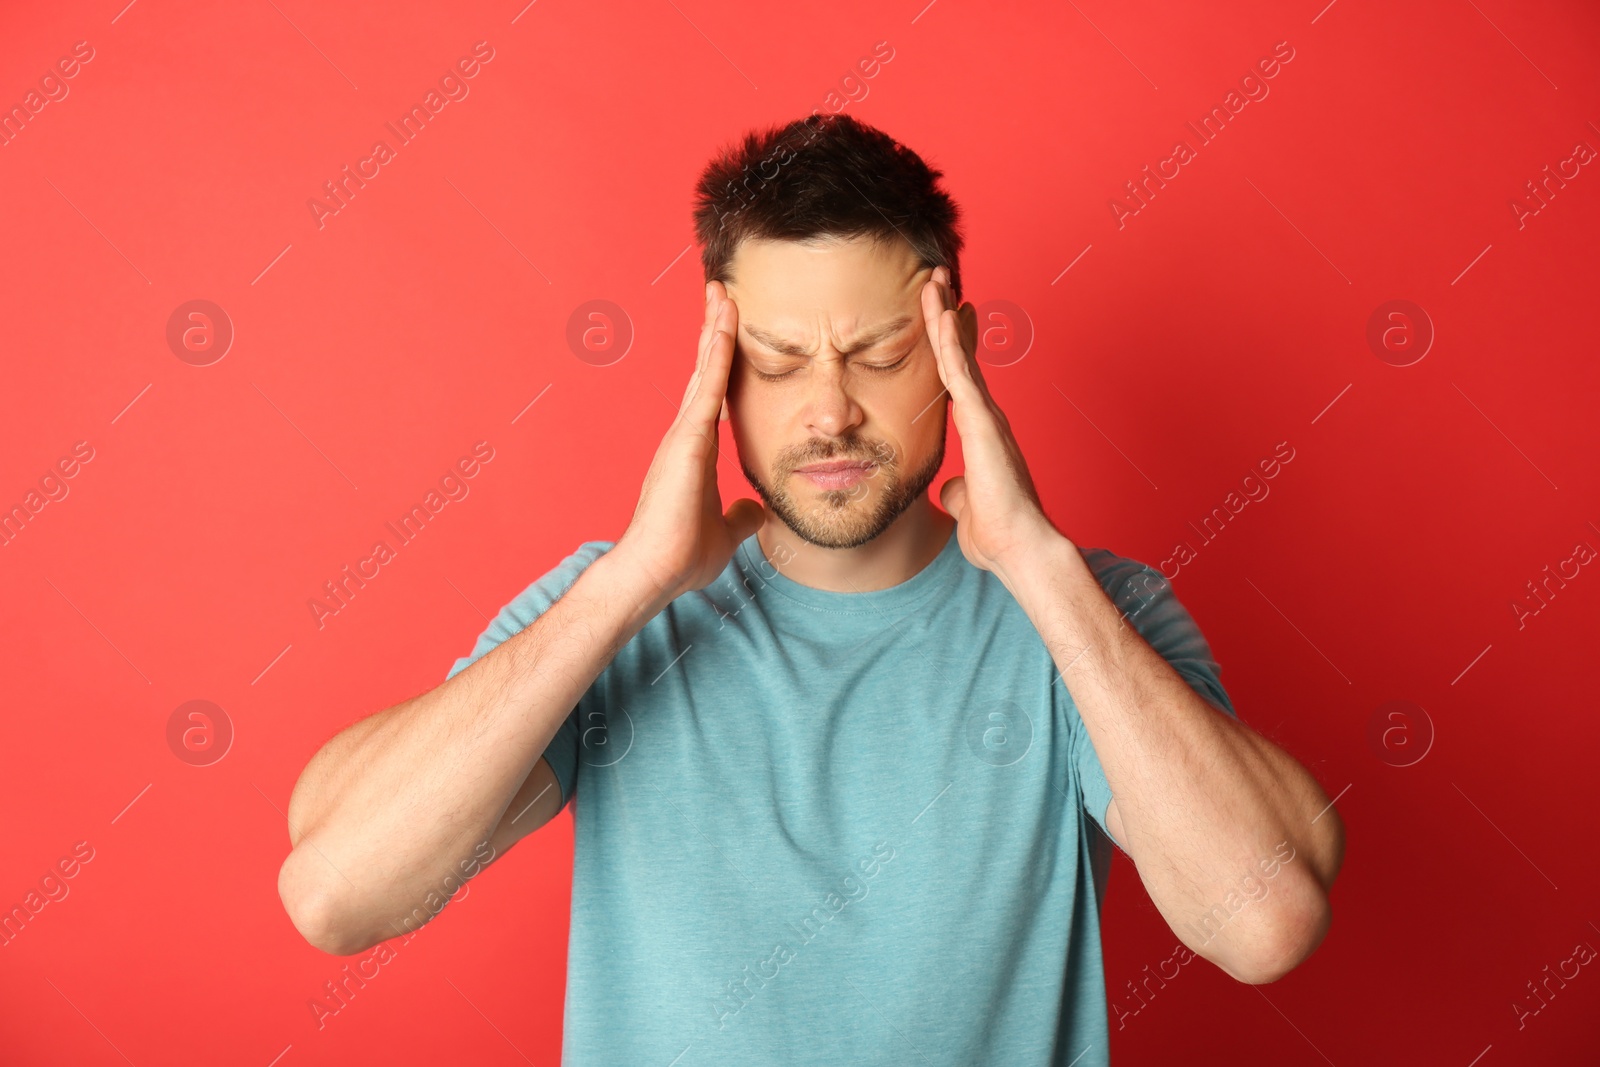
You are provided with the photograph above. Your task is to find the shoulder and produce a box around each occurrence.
[511,540,616,607]
[473,539,620,637]
[444,540,618,681]
[1075,545,1165,605]
[1076,544,1150,581]
[565,539,618,570]
[1076,544,1236,716]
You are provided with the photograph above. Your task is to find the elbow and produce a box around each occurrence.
[1298,800,1346,897]
[1233,801,1345,984]
[1231,885,1334,985]
[277,848,377,957]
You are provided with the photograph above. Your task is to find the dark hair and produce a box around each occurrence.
[692,113,966,304]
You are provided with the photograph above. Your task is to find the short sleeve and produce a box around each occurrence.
[1070,549,1237,849]
[444,541,615,808]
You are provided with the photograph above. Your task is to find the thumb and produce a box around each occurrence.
[724,497,766,542]
[939,475,967,521]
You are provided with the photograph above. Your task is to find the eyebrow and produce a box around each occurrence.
[741,315,915,358]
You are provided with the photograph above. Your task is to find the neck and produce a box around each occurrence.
[753,496,956,593]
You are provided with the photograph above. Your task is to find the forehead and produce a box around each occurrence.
[725,235,927,324]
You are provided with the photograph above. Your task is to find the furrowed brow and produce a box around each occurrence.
[743,315,914,357]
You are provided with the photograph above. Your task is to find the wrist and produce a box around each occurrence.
[993,528,1082,609]
[600,542,682,615]
[992,522,1075,591]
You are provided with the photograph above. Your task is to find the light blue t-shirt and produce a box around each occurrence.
[446,526,1234,1066]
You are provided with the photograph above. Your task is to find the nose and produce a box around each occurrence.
[801,357,864,442]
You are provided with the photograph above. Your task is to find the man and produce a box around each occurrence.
[277,113,1343,1065]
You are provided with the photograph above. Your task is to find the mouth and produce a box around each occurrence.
[793,460,876,490]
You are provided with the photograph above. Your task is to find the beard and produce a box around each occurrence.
[737,418,947,550]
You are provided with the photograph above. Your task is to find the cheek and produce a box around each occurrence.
[727,388,783,463]
[725,366,761,426]
[887,362,945,435]
[862,394,938,468]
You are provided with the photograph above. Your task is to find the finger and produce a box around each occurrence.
[947,300,985,399]
[693,281,727,369]
[699,281,724,364]
[920,276,953,392]
[685,294,738,428]
[935,266,955,311]
[923,280,979,406]
[708,292,740,400]
[724,496,766,541]
[930,271,1008,431]
[934,266,993,399]
[680,283,728,417]
[678,363,706,423]
[939,474,967,521]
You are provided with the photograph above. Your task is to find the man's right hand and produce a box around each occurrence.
[613,281,767,603]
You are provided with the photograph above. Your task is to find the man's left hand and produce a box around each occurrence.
[920,266,1064,583]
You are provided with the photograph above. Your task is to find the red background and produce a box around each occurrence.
[3,1,1598,1064]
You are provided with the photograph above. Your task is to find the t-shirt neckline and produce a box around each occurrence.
[733,523,962,614]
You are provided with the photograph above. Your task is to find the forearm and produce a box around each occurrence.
[279,547,670,953]
[1000,535,1343,982]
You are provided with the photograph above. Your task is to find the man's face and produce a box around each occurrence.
[723,235,955,549]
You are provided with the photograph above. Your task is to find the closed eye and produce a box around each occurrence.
[752,354,909,382]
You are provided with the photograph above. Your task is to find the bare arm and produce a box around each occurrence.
[1011,537,1343,984]
[285,713,567,858]
[914,263,1341,985]
[276,548,672,956]
[276,280,763,957]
